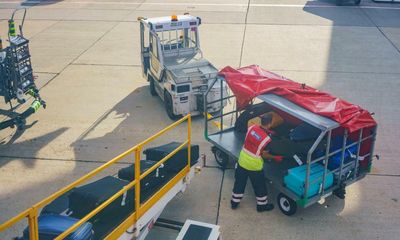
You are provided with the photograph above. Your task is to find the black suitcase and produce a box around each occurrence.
[118,160,167,191]
[68,176,134,220]
[289,122,321,141]
[143,142,199,173]
[234,102,271,134]
[41,190,74,216]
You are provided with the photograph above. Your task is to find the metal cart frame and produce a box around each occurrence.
[0,8,45,131]
[204,77,377,215]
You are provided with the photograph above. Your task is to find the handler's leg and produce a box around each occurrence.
[249,170,274,212]
[231,164,248,209]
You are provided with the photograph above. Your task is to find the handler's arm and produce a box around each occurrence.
[262,150,284,163]
[262,150,275,160]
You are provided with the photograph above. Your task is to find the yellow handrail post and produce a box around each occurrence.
[27,208,39,240]
[134,147,141,222]
[187,115,191,173]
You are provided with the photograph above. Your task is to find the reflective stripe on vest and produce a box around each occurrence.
[238,150,263,171]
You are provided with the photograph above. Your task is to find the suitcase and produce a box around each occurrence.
[284,163,333,198]
[41,190,74,216]
[143,142,199,173]
[327,137,357,170]
[69,176,134,220]
[234,102,271,134]
[22,215,93,240]
[268,136,314,157]
[118,160,167,191]
[289,122,321,141]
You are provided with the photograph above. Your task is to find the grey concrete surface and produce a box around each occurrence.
[381,27,400,50]
[74,22,140,66]
[219,169,400,240]
[363,8,400,27]
[30,21,118,73]
[247,6,374,26]
[241,25,400,73]
[0,0,399,240]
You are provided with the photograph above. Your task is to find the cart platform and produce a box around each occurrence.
[208,128,243,160]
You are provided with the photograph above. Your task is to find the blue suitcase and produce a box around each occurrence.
[327,137,357,170]
[284,163,334,198]
[22,215,93,240]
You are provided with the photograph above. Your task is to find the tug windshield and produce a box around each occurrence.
[158,28,198,52]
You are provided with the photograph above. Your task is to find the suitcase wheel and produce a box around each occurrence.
[277,193,297,216]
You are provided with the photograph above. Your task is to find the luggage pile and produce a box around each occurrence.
[242,109,362,199]
[18,142,199,240]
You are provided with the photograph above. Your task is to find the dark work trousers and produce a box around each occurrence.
[231,163,268,207]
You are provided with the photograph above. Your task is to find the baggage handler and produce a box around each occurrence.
[231,114,283,212]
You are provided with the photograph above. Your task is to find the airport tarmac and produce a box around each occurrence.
[1,0,399,239]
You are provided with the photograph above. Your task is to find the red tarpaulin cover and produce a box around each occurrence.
[219,65,377,133]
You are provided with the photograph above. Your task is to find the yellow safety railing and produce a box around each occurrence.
[0,114,192,240]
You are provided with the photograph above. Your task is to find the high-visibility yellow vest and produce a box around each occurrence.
[238,150,264,171]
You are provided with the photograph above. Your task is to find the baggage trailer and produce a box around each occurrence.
[0,115,221,240]
[204,65,377,216]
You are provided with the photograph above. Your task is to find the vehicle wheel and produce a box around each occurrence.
[336,0,343,6]
[149,76,157,96]
[354,0,361,5]
[213,148,229,169]
[277,193,297,216]
[164,92,180,120]
[333,183,346,199]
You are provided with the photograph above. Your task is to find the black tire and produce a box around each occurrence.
[149,76,157,96]
[277,193,297,216]
[213,148,229,169]
[336,0,343,6]
[333,183,346,199]
[164,92,180,120]
[354,0,361,5]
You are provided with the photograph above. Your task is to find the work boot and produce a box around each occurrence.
[231,200,239,210]
[257,203,274,212]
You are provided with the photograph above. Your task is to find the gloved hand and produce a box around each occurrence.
[272,155,284,163]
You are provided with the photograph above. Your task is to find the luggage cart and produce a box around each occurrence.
[0,115,221,240]
[204,69,377,216]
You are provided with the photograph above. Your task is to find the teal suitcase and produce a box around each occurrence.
[284,163,333,198]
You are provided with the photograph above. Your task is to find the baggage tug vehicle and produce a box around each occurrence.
[139,14,227,119]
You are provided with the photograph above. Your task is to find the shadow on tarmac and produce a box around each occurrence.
[0,127,68,168]
[71,85,174,163]
[70,84,204,164]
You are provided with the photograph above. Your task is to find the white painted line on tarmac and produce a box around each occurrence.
[1,1,400,10]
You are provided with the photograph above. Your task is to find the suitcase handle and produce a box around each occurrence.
[121,191,127,206]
